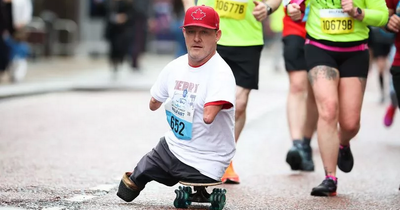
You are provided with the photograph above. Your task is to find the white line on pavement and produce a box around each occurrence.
[42,207,65,210]
[65,195,96,202]
[89,184,117,192]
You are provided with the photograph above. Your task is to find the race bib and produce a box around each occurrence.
[215,0,248,20]
[165,89,196,140]
[320,9,354,34]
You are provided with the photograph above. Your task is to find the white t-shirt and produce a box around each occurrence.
[150,53,236,181]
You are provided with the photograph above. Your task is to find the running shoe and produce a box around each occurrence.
[286,144,303,170]
[221,161,240,184]
[384,105,396,127]
[301,143,315,171]
[337,144,354,173]
[311,176,337,197]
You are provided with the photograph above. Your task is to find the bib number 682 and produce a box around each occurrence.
[170,116,185,136]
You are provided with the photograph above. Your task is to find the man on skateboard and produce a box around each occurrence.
[117,5,236,203]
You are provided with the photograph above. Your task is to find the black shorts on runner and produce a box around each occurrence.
[282,35,307,71]
[304,40,370,78]
[217,45,263,90]
[369,43,392,58]
[368,26,394,58]
[130,137,217,189]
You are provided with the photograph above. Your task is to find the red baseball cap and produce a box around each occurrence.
[181,5,220,30]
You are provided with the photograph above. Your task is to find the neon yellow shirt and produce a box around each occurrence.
[197,0,264,46]
[306,0,388,42]
[270,3,284,33]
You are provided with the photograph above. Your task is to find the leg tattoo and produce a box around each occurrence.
[308,66,339,86]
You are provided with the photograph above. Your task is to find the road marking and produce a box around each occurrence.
[90,184,116,192]
[42,207,64,210]
[65,195,96,202]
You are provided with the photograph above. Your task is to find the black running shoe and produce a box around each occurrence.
[301,144,315,172]
[311,177,337,197]
[337,145,354,173]
[286,144,303,170]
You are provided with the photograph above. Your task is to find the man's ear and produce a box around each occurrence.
[216,29,222,42]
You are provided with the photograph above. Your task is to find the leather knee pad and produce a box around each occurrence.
[116,172,141,202]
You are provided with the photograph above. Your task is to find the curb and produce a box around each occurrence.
[0,81,153,99]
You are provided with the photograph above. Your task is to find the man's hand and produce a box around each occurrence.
[287,3,301,21]
[341,0,355,16]
[253,1,268,22]
[387,15,400,33]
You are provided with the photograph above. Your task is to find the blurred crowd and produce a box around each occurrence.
[0,0,32,83]
[0,0,281,83]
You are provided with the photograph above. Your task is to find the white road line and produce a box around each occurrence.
[89,184,117,192]
[42,207,64,210]
[65,195,96,202]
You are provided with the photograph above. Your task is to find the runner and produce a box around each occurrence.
[368,26,395,103]
[196,0,283,184]
[282,0,317,172]
[383,45,397,127]
[287,0,388,196]
[385,0,400,127]
[116,5,237,202]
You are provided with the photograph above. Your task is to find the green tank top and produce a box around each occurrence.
[197,0,264,46]
[306,0,388,42]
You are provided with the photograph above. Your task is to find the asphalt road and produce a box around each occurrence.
[0,67,399,209]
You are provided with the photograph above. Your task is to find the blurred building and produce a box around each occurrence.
[29,0,124,57]
[27,0,177,58]
[27,0,277,58]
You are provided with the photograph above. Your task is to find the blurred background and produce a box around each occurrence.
[0,0,283,84]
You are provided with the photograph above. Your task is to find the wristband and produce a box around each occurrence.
[264,2,273,15]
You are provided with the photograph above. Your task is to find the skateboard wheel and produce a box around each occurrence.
[183,186,192,194]
[173,189,190,208]
[209,191,226,210]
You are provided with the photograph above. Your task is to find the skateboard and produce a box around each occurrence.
[173,181,226,210]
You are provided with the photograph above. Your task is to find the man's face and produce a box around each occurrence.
[183,26,221,66]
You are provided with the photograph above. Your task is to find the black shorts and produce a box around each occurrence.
[304,44,370,78]
[130,137,217,189]
[217,45,263,90]
[368,26,394,58]
[369,43,392,58]
[282,35,307,71]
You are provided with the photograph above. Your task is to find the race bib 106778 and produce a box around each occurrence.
[215,0,248,20]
